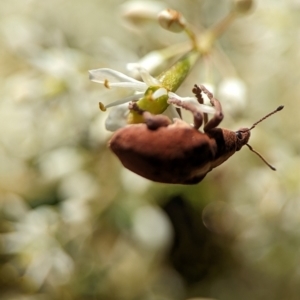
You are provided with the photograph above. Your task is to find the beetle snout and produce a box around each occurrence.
[235,128,251,150]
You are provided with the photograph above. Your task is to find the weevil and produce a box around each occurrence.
[109,85,283,184]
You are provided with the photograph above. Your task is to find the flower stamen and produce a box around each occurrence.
[99,102,106,111]
[104,79,110,89]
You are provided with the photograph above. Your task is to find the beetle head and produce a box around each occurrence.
[235,128,251,151]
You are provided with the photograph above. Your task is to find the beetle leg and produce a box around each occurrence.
[168,98,203,130]
[129,102,171,130]
[199,85,224,132]
[192,84,208,124]
[129,102,145,115]
[143,112,171,130]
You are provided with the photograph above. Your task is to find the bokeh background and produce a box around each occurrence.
[0,0,300,299]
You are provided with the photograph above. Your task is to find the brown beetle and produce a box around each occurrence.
[109,85,283,184]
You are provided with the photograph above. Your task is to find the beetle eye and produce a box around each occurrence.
[236,131,243,140]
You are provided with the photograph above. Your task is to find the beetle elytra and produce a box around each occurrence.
[109,85,283,184]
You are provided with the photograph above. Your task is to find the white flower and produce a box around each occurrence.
[89,66,158,109]
[89,66,216,131]
[218,77,247,115]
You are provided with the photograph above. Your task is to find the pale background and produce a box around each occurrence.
[0,0,299,299]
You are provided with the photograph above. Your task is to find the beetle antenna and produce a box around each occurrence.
[242,106,284,171]
[246,144,276,171]
[249,105,284,130]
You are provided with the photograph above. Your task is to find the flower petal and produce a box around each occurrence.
[163,104,181,120]
[89,68,147,91]
[104,92,144,109]
[105,103,129,131]
[168,92,216,114]
[128,64,161,86]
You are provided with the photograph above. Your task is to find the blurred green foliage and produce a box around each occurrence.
[0,0,300,299]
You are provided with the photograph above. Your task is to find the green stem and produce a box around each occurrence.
[210,11,237,39]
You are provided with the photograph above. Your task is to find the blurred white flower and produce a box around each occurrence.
[0,206,74,289]
[132,205,173,252]
[29,48,84,82]
[60,197,90,224]
[38,147,85,180]
[121,167,151,194]
[1,15,45,54]
[1,193,30,220]
[218,77,247,114]
[58,171,100,199]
